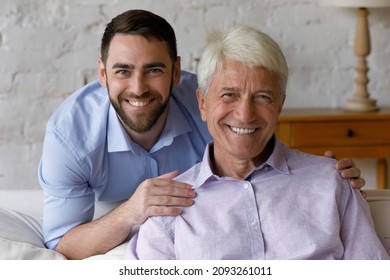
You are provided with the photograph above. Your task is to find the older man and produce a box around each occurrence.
[125,24,388,259]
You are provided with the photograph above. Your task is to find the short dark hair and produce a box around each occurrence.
[100,9,177,64]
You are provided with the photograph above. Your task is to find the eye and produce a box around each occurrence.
[146,68,164,76]
[255,93,273,104]
[115,69,130,77]
[221,93,237,102]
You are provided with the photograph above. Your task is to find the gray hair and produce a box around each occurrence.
[197,24,288,96]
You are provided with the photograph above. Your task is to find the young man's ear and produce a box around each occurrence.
[196,89,207,122]
[98,58,107,88]
[172,56,181,86]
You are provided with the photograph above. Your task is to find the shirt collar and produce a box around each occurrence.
[193,135,291,188]
[149,97,192,153]
[107,97,192,154]
[107,104,132,153]
[193,143,218,188]
[259,135,290,175]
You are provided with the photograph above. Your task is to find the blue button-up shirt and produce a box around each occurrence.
[38,71,211,249]
[126,139,389,260]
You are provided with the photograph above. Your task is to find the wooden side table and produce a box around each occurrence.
[276,108,390,189]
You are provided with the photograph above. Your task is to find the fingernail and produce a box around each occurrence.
[189,190,196,197]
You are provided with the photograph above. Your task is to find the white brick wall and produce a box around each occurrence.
[1,0,389,190]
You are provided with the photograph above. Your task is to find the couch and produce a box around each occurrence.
[0,189,389,260]
[0,189,125,260]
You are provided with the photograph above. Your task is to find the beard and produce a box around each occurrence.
[108,85,172,134]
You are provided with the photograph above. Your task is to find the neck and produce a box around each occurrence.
[210,138,275,180]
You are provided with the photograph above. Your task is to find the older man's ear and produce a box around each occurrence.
[196,89,207,122]
[278,93,286,114]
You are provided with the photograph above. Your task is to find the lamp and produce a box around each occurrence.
[319,0,390,112]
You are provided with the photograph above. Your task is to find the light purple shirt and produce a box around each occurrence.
[125,138,389,260]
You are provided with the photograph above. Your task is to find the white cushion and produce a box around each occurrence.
[0,207,66,260]
[366,190,390,239]
[0,237,66,260]
[366,190,390,253]
[0,191,127,260]
[0,189,43,218]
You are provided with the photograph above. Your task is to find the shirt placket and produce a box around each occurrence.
[242,181,265,259]
[145,153,159,178]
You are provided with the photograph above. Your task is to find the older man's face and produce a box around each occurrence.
[197,60,285,167]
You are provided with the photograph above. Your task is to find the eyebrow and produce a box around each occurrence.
[111,62,167,69]
[220,87,275,95]
[112,63,133,69]
[221,87,240,92]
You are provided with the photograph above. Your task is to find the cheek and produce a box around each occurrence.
[205,101,220,119]
[146,78,172,100]
[161,83,173,100]
[264,109,281,128]
[206,103,229,129]
[107,80,129,99]
[108,82,122,95]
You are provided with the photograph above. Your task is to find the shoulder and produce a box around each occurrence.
[174,162,202,185]
[171,70,211,141]
[285,146,338,173]
[282,145,347,188]
[174,70,198,94]
[171,70,198,113]
[48,80,109,124]
[45,80,110,155]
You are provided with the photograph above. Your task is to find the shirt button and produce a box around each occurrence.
[251,220,257,226]
[243,183,250,189]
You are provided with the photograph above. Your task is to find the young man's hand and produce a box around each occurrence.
[324,151,366,190]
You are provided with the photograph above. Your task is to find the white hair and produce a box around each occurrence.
[197,24,288,96]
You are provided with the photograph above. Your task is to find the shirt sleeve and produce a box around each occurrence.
[125,216,176,260]
[340,186,389,259]
[38,128,95,250]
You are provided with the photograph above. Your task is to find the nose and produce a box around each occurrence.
[235,98,257,122]
[130,72,149,96]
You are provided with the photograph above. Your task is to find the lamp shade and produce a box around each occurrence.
[319,0,390,7]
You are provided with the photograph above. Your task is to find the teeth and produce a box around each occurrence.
[230,126,256,134]
[129,101,149,107]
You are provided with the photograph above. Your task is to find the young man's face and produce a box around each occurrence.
[98,34,180,134]
[197,59,285,167]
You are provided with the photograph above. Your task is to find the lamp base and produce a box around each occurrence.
[344,97,379,112]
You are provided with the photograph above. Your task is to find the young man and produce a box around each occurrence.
[125,24,388,260]
[39,10,365,259]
